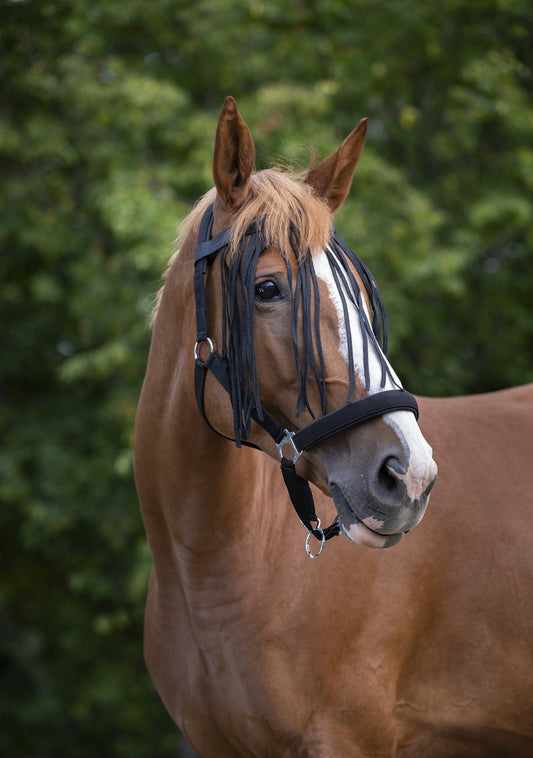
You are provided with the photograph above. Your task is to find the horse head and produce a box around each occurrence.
[191,96,437,551]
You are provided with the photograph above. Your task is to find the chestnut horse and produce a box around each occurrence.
[134,97,533,757]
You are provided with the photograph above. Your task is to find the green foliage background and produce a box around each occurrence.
[1,0,532,755]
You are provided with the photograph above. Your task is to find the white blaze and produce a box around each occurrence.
[313,248,436,499]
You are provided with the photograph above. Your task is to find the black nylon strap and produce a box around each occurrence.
[194,349,287,448]
[280,458,341,541]
[193,209,216,340]
[293,389,419,453]
[281,457,318,530]
[195,226,232,263]
[194,354,235,443]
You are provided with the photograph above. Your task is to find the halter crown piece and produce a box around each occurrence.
[193,203,419,557]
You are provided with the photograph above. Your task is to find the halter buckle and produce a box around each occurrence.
[276,429,302,463]
[305,518,325,559]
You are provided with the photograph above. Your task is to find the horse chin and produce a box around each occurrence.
[340,517,403,549]
[331,485,403,550]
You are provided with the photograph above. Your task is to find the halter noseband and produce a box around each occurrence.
[193,204,419,557]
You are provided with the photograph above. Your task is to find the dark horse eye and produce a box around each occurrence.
[255,280,281,301]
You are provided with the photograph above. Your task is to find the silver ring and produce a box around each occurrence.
[194,337,214,362]
[305,519,325,559]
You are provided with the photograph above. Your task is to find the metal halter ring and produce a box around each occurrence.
[305,519,325,559]
[194,337,214,363]
[275,429,303,464]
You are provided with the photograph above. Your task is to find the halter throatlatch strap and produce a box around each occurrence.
[193,203,419,556]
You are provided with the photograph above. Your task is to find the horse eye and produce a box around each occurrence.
[255,280,281,301]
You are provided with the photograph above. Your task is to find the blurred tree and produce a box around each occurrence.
[0,1,190,755]
[0,0,531,755]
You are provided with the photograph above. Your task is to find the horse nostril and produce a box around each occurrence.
[384,456,407,477]
[377,456,407,495]
[375,455,437,507]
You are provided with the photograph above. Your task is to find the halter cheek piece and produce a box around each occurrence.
[193,204,419,557]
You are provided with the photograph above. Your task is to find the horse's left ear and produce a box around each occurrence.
[305,118,368,213]
[213,96,255,209]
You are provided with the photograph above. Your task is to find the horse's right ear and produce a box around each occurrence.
[305,118,368,213]
[213,96,255,209]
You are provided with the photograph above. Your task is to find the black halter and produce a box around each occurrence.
[193,204,419,556]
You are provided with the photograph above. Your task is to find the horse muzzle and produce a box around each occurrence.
[326,430,438,549]
[324,417,437,547]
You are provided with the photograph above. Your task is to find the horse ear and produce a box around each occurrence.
[305,118,368,213]
[213,96,255,209]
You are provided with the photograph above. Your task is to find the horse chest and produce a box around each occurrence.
[153,559,409,757]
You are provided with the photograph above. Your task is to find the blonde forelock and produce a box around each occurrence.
[151,169,333,323]
[227,169,332,258]
[177,169,332,260]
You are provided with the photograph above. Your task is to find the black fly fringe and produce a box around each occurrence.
[217,219,396,446]
[288,230,327,418]
[219,233,266,446]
